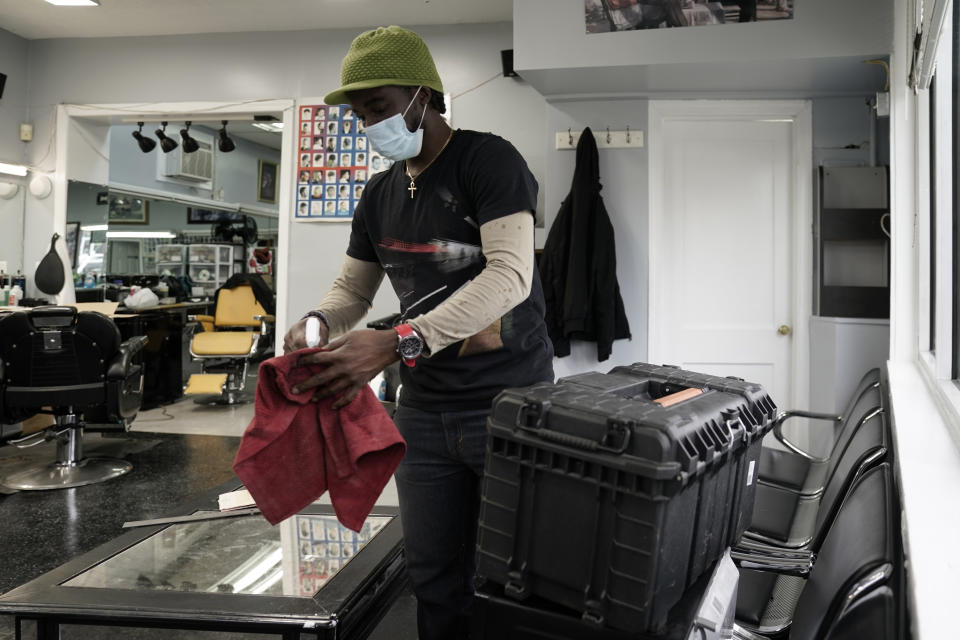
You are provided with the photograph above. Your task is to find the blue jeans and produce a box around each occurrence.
[392,404,489,640]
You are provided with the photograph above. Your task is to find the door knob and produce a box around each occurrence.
[778,325,791,336]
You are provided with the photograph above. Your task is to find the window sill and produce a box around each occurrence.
[885,359,960,639]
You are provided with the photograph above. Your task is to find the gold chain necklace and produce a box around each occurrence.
[405,129,454,199]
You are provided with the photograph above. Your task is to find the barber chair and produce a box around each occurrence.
[0,306,147,490]
[184,283,274,404]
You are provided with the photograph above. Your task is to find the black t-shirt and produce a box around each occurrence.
[347,129,555,411]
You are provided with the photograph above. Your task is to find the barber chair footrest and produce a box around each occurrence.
[2,457,132,491]
[184,374,229,396]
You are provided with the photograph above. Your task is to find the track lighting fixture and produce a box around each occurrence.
[132,122,156,153]
[179,121,199,153]
[155,121,179,153]
[218,120,236,153]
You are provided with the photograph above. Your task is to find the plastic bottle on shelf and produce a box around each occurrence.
[8,284,21,306]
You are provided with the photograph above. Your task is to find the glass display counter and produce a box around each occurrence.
[0,504,404,640]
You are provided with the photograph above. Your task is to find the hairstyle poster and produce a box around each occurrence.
[585,0,793,34]
[295,103,394,221]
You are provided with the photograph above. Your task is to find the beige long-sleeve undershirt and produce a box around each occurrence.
[313,211,535,355]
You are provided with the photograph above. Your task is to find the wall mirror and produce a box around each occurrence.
[65,117,282,303]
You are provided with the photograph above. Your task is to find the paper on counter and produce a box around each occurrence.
[218,488,256,511]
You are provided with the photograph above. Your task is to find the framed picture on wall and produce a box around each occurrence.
[108,195,149,224]
[65,221,80,269]
[258,160,278,204]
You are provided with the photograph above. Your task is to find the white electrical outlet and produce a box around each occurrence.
[18,124,33,142]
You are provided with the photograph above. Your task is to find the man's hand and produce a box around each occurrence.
[283,317,329,354]
[292,328,399,408]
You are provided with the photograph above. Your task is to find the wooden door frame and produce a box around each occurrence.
[647,99,813,409]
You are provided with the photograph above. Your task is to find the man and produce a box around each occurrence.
[282,25,554,640]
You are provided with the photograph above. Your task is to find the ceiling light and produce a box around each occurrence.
[44,0,100,5]
[132,122,156,153]
[180,121,199,153]
[218,120,236,153]
[0,162,29,176]
[155,121,178,153]
[106,231,176,239]
[251,122,284,133]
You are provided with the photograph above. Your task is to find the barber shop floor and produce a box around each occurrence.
[0,391,409,639]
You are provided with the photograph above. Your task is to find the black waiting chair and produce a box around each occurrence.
[732,404,893,634]
[732,463,904,640]
[757,368,881,496]
[0,306,147,490]
[742,396,888,551]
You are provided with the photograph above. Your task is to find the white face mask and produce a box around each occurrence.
[363,87,426,161]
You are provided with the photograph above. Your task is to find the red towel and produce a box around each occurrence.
[233,348,405,529]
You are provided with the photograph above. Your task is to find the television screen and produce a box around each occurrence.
[187,208,244,224]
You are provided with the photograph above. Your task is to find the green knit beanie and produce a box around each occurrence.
[324,26,444,106]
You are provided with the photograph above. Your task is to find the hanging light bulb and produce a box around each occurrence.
[180,121,199,153]
[218,120,236,153]
[155,121,179,153]
[132,122,156,153]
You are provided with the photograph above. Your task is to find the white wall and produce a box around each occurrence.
[19,22,541,330]
[0,28,28,161]
[108,123,281,211]
[0,28,29,275]
[544,99,649,378]
[13,18,891,375]
[514,0,893,97]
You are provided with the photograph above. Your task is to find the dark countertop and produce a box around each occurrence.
[0,431,417,640]
[0,431,241,595]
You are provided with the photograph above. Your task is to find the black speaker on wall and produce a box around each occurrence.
[500,49,518,78]
[0,73,6,100]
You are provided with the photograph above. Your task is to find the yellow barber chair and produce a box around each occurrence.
[184,283,274,403]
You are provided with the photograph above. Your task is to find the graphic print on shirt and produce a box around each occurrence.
[378,237,482,317]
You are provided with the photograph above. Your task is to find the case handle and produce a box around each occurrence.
[653,387,703,407]
[515,404,631,454]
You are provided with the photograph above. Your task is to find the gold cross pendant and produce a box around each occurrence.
[408,179,417,199]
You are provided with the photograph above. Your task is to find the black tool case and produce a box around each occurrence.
[475,363,776,633]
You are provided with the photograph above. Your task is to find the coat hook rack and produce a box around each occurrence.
[555,127,644,150]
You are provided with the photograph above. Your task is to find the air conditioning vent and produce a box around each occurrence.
[165,139,213,182]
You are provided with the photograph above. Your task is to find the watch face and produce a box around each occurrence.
[397,335,423,360]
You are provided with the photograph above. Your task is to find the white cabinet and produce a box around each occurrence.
[155,243,241,296]
[155,244,186,277]
[188,244,241,296]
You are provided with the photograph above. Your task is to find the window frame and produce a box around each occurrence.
[920,0,960,432]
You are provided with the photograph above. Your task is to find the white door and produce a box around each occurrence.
[649,101,811,409]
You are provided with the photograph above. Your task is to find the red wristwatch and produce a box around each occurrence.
[394,324,424,367]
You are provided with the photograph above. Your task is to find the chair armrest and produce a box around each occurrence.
[107,335,148,380]
[189,314,215,333]
[730,549,813,577]
[733,623,770,640]
[733,539,814,561]
[772,410,843,462]
[253,314,275,335]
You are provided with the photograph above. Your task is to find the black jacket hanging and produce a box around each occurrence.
[539,127,630,361]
